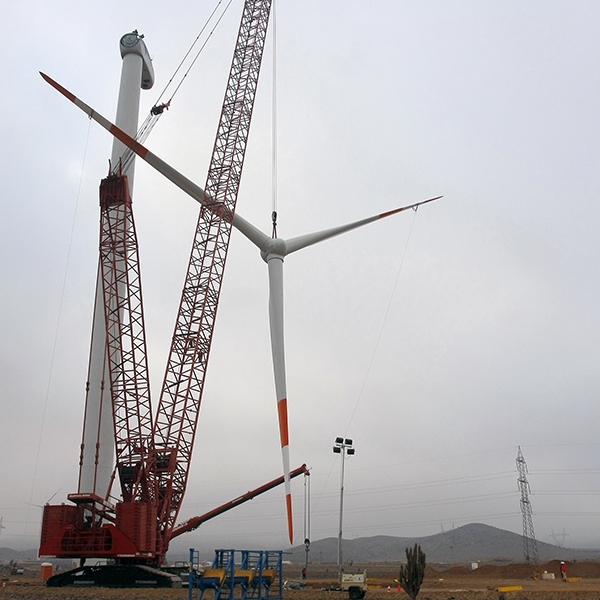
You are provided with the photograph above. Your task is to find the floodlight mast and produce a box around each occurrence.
[333,437,355,583]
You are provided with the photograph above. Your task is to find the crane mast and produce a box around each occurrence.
[99,173,154,505]
[153,0,272,554]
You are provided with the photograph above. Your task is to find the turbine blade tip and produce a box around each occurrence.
[286,493,293,544]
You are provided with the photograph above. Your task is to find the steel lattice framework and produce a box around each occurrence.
[99,174,154,504]
[516,446,539,564]
[152,0,273,552]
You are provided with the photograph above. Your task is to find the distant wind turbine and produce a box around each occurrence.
[22,488,62,510]
[40,72,442,540]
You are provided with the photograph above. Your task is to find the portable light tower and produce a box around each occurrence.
[333,437,355,582]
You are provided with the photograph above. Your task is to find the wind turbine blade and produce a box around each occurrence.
[267,256,293,544]
[40,72,215,213]
[231,213,271,252]
[41,72,278,255]
[284,196,442,255]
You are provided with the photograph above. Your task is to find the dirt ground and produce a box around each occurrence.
[2,561,600,600]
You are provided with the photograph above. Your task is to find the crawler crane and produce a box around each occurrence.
[40,1,306,586]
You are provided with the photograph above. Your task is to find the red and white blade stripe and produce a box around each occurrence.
[278,397,293,544]
[378,195,442,219]
[40,72,149,161]
[41,72,215,214]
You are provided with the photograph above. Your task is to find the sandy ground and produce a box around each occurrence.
[2,561,600,599]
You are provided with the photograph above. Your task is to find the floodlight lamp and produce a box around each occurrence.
[345,438,353,446]
[333,446,341,453]
[335,437,344,444]
[347,448,355,455]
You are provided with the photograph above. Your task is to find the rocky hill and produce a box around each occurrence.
[289,523,600,564]
[6,523,600,566]
[0,547,41,563]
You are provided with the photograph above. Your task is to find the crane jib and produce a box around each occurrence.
[151,0,274,556]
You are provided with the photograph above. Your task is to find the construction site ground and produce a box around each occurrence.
[3,561,600,599]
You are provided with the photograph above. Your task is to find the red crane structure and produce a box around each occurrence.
[40,1,305,586]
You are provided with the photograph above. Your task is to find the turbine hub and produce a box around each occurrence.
[261,237,287,263]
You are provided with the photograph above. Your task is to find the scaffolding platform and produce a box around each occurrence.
[188,549,285,600]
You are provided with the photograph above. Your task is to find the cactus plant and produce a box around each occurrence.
[399,543,426,599]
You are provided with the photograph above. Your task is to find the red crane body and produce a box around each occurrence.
[39,0,292,576]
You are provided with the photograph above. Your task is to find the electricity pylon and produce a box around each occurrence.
[516,446,539,563]
[550,528,568,548]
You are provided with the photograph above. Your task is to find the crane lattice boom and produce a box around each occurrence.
[152,0,273,555]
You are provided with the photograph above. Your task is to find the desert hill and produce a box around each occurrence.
[289,523,600,564]
[0,547,40,563]
[5,523,600,566]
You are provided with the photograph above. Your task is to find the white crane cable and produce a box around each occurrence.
[24,120,92,545]
[271,0,278,237]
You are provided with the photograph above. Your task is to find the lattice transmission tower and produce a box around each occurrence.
[516,446,539,563]
[550,528,568,548]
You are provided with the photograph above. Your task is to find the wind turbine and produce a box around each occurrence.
[40,72,441,542]
[230,198,441,516]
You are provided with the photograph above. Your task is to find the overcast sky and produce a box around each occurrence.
[1,1,600,557]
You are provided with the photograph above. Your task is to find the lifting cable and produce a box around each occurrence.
[344,207,420,433]
[118,0,235,175]
[24,119,93,545]
[271,0,278,238]
[311,208,420,514]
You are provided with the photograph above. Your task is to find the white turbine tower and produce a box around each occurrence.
[79,31,154,500]
[40,72,441,541]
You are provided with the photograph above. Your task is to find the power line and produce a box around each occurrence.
[344,471,516,496]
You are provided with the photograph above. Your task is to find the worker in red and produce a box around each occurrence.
[560,561,567,580]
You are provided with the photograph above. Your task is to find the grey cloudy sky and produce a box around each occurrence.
[1,1,600,557]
